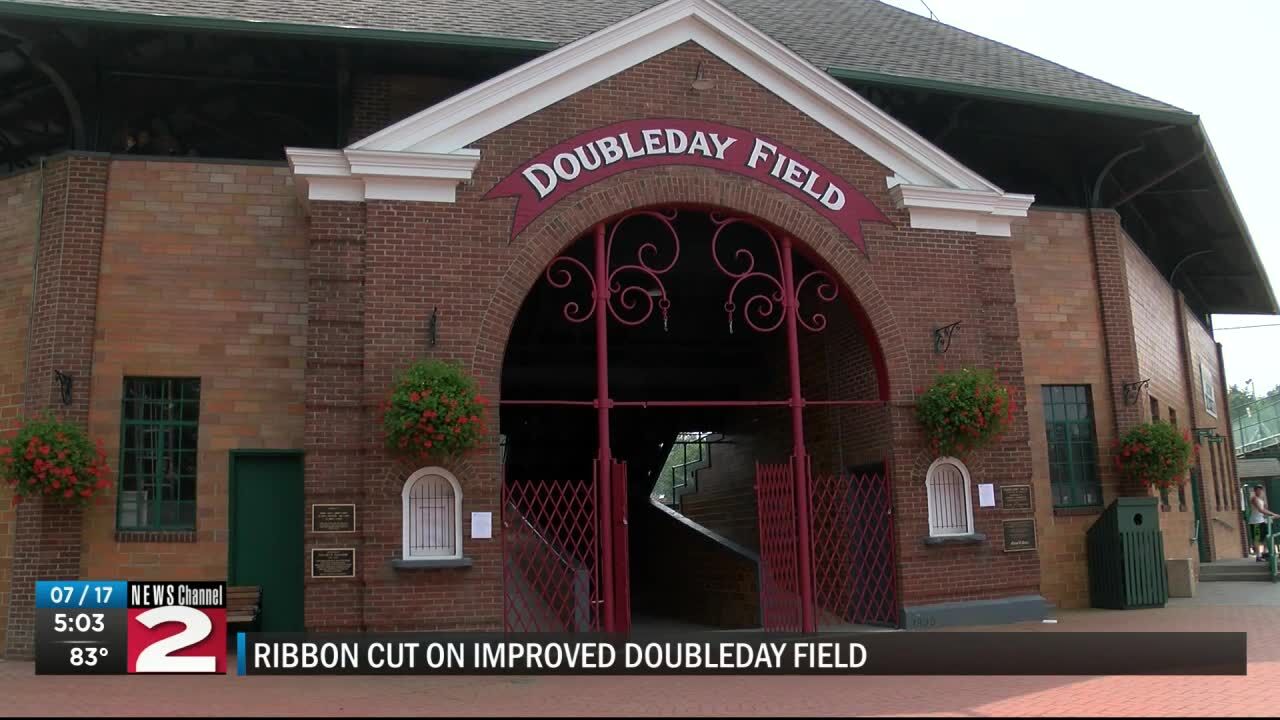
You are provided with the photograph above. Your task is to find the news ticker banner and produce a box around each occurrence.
[35,580,226,674]
[237,631,1246,676]
[33,579,1245,676]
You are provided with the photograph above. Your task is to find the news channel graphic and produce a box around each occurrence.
[235,632,1248,676]
[35,580,227,675]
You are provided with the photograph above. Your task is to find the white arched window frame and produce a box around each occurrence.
[402,467,464,560]
[926,457,974,537]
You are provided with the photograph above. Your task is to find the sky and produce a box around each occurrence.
[878,0,1280,396]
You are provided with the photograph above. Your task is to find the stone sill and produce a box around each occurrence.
[391,557,474,570]
[115,530,197,543]
[924,533,986,547]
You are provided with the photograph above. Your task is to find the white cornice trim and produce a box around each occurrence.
[889,185,1036,237]
[285,147,482,211]
[288,0,1037,235]
[350,0,994,192]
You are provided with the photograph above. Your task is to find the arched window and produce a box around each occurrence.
[402,467,463,560]
[926,457,974,537]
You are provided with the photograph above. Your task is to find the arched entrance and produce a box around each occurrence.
[499,207,897,634]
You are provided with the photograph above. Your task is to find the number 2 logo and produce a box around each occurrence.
[129,605,225,673]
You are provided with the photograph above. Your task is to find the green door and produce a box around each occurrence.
[1190,467,1212,562]
[230,451,305,631]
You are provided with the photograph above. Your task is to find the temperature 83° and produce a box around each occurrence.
[53,612,106,633]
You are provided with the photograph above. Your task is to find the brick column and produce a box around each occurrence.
[1174,292,1218,559]
[976,235,1039,586]
[4,153,109,658]
[1216,342,1249,557]
[304,201,367,631]
[1087,210,1143,495]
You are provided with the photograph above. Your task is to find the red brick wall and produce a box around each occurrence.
[0,168,40,651]
[5,154,109,658]
[1010,209,1120,608]
[324,41,1040,620]
[1182,303,1242,559]
[82,159,305,580]
[1123,233,1196,558]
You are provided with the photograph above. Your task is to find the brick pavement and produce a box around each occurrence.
[1,584,1276,717]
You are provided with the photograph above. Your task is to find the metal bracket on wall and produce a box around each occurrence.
[1122,379,1150,405]
[53,370,73,406]
[427,307,438,347]
[932,321,960,354]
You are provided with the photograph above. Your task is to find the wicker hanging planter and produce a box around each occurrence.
[916,367,1015,458]
[1113,422,1193,491]
[0,415,112,508]
[381,360,490,463]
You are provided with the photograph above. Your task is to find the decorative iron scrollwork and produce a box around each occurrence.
[932,321,961,354]
[545,209,680,329]
[710,212,837,334]
[1122,378,1150,406]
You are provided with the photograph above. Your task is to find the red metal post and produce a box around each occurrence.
[781,235,816,633]
[593,222,616,633]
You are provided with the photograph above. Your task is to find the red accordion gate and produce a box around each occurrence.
[501,459,630,634]
[755,461,899,632]
[501,475,601,632]
[810,467,899,628]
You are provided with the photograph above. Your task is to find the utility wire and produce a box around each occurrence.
[919,0,939,21]
[1215,323,1280,331]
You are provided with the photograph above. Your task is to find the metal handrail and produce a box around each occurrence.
[1269,519,1278,582]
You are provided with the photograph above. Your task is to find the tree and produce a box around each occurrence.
[1229,384,1256,415]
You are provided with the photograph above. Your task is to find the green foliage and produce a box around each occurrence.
[0,415,111,507]
[382,360,489,463]
[916,367,1014,458]
[1112,422,1193,491]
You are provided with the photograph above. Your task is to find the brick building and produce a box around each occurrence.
[0,0,1273,655]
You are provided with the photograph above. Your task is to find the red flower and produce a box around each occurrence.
[409,391,421,403]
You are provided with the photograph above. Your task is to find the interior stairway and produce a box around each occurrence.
[1200,559,1274,583]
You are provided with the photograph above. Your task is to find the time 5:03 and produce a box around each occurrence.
[53,613,105,633]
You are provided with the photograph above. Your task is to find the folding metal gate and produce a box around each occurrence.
[756,460,898,631]
[811,468,898,628]
[755,460,803,631]
[502,476,601,632]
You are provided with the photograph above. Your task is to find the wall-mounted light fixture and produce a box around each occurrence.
[932,321,960,354]
[53,370,73,406]
[427,307,438,347]
[690,62,715,91]
[1122,379,1150,406]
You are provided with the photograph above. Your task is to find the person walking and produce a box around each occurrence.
[1249,485,1279,562]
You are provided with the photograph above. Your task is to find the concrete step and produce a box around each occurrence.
[1200,563,1273,582]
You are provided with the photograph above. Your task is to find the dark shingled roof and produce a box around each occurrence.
[2,0,1189,117]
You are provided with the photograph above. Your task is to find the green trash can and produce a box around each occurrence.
[1086,497,1168,609]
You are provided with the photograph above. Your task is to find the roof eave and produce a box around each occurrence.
[1193,119,1280,315]
[0,0,557,51]
[827,66,1198,126]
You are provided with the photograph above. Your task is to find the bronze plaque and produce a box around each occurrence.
[312,504,356,533]
[1003,519,1037,552]
[311,548,356,578]
[1000,485,1033,511]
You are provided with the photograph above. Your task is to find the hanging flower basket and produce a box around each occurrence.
[916,367,1015,458]
[1113,422,1193,492]
[382,360,489,463]
[0,415,112,508]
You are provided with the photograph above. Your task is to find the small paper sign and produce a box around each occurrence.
[978,483,996,508]
[471,512,492,539]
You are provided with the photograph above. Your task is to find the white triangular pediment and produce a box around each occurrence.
[287,0,1032,235]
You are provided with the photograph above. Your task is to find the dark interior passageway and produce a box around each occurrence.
[499,208,886,630]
